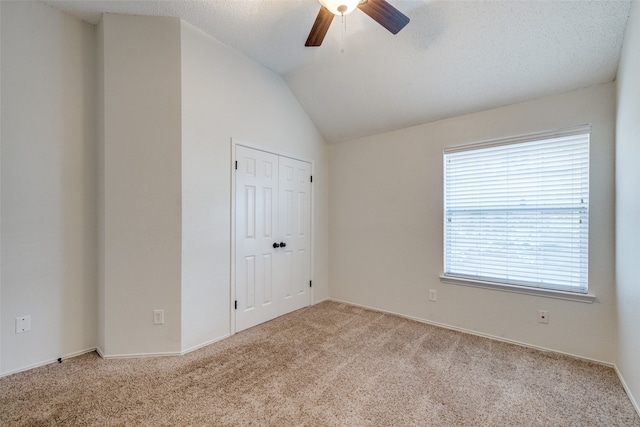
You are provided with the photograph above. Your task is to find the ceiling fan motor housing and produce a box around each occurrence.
[320,0,360,16]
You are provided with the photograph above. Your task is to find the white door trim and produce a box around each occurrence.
[230,138,314,335]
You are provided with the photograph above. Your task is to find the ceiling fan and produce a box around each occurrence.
[305,0,410,47]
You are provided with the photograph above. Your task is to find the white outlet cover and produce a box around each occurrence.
[16,315,31,334]
[153,309,164,325]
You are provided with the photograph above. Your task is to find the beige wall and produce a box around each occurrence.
[180,21,329,352]
[99,14,183,357]
[1,3,329,372]
[98,16,330,357]
[616,0,640,413]
[1,1,97,374]
[330,83,617,363]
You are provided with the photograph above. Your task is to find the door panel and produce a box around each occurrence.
[279,156,311,315]
[235,146,279,331]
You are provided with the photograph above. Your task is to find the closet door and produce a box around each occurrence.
[235,146,312,332]
[278,156,312,315]
[235,146,280,332]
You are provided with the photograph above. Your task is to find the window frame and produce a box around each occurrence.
[441,125,595,303]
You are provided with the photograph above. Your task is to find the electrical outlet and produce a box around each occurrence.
[429,289,437,302]
[16,315,31,334]
[153,309,164,325]
[538,309,549,324]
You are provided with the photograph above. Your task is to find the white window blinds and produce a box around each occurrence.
[443,126,590,293]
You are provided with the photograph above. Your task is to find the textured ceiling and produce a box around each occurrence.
[43,0,632,143]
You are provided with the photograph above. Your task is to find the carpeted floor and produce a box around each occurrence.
[1,301,638,426]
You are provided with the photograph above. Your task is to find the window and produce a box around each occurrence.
[443,125,590,294]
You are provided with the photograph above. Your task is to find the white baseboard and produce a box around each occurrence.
[97,349,182,360]
[614,365,640,418]
[328,298,613,367]
[0,347,97,378]
[180,334,231,355]
[95,346,105,359]
[95,334,232,360]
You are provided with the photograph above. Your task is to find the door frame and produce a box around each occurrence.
[230,138,315,335]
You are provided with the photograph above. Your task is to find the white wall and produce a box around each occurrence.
[1,0,3,373]
[616,0,640,413]
[180,22,329,351]
[1,0,4,373]
[1,1,97,374]
[99,14,182,357]
[330,83,617,363]
[96,6,105,358]
[0,4,328,367]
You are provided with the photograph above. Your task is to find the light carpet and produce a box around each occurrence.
[1,301,638,426]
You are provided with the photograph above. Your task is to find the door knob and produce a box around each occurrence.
[279,242,286,248]
[273,243,280,249]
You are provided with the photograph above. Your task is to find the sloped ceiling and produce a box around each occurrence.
[44,0,632,143]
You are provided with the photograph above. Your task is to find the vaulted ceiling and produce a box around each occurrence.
[44,0,632,143]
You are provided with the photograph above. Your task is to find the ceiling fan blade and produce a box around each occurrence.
[305,6,335,47]
[357,0,410,35]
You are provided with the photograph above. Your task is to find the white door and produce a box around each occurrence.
[235,146,311,332]
[278,156,312,315]
[235,146,279,331]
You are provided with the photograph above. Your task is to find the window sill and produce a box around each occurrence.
[439,275,596,303]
